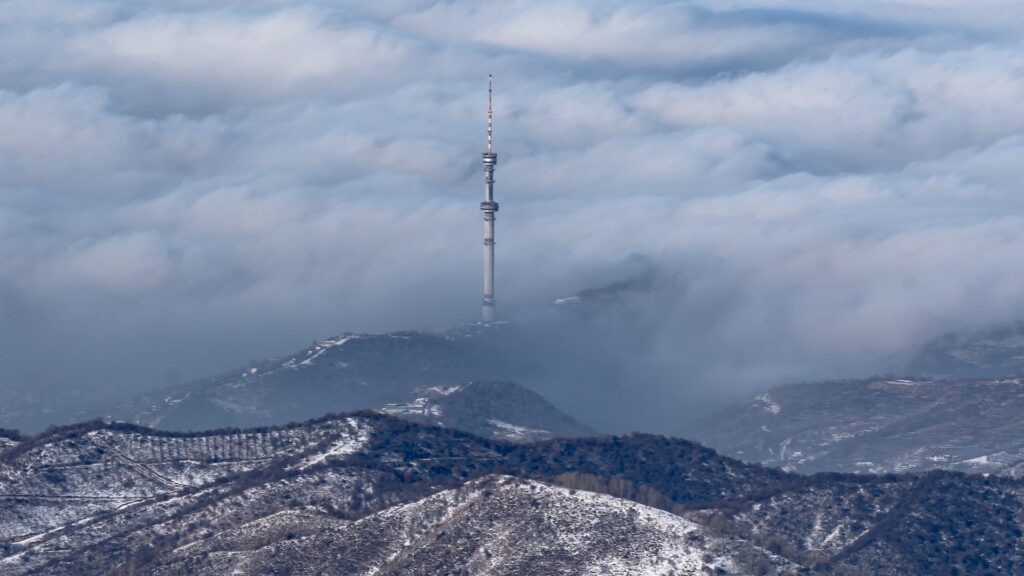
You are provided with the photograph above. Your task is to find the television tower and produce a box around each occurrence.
[481,75,499,323]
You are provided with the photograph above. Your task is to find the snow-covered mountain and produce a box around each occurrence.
[695,377,1024,476]
[153,476,772,576]
[103,325,589,442]
[2,411,1022,575]
[911,321,1024,378]
[112,328,508,430]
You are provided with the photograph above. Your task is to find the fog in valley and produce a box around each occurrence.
[4,0,1024,433]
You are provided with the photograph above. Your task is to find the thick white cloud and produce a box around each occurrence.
[69,10,419,108]
[632,47,1024,172]
[2,0,1024,429]
[394,1,871,71]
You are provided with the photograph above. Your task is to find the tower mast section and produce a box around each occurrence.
[481,75,499,323]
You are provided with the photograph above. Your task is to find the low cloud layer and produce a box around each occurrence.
[3,0,1024,430]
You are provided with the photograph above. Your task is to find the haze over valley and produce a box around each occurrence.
[6,0,1024,434]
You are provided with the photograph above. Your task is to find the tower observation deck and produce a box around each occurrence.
[481,75,498,323]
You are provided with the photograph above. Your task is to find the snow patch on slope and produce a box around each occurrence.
[300,336,358,367]
[295,418,372,470]
[417,385,462,397]
[380,398,442,418]
[488,419,549,440]
[756,393,781,414]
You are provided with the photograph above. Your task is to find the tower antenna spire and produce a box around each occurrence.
[480,75,499,323]
[487,74,493,154]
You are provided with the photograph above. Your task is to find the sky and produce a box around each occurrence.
[2,0,1024,423]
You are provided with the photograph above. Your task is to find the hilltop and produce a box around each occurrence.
[1,412,1021,575]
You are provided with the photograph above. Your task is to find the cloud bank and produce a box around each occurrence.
[2,0,1024,430]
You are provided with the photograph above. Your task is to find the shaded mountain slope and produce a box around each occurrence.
[107,326,591,443]
[0,430,20,453]
[911,321,1024,378]
[113,328,511,431]
[3,412,1024,574]
[380,381,593,441]
[695,377,1024,477]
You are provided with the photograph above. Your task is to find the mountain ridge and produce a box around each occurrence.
[100,325,593,442]
[695,376,1024,477]
[3,410,1023,574]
